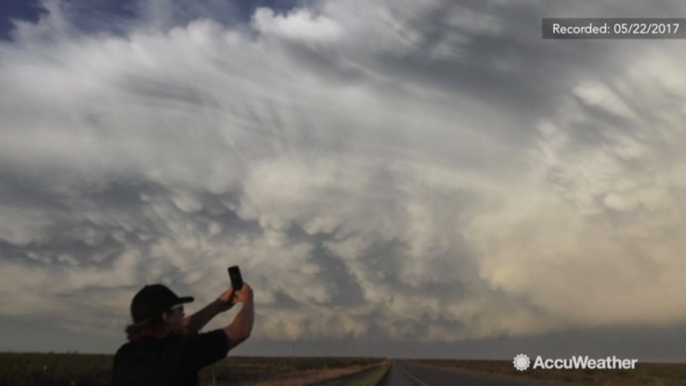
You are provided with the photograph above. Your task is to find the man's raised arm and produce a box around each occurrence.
[223,283,254,350]
[183,286,237,334]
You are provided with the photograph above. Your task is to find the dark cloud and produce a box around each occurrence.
[237,323,686,360]
[0,0,48,40]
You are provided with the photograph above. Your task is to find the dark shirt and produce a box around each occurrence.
[112,329,229,386]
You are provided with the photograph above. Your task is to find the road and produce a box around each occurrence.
[379,360,554,386]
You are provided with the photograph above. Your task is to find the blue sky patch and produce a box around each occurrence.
[0,0,48,40]
[0,0,304,41]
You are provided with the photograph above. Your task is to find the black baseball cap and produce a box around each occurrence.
[130,284,194,323]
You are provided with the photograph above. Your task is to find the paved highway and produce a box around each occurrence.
[379,360,554,386]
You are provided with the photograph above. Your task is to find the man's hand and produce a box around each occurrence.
[216,286,237,313]
[234,283,253,304]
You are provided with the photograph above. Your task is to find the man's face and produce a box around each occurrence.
[164,304,186,333]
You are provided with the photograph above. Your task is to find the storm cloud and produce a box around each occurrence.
[2,0,686,357]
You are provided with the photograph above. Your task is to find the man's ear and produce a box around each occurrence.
[161,311,171,323]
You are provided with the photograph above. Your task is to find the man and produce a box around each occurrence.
[112,282,254,386]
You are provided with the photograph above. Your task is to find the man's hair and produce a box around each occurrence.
[125,317,168,341]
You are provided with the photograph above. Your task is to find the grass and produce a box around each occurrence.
[200,357,388,386]
[0,352,112,386]
[0,353,387,386]
[312,360,391,386]
[406,359,686,386]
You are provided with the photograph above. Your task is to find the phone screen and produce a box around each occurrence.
[228,265,243,290]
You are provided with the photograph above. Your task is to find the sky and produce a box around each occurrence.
[1,0,686,360]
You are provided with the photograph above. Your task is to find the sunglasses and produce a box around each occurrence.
[169,304,185,313]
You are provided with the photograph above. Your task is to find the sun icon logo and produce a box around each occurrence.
[513,354,530,371]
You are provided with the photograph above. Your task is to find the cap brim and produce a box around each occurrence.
[178,296,194,303]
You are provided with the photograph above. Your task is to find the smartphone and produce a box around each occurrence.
[228,265,244,290]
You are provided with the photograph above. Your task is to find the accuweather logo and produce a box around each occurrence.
[513,354,531,371]
[513,354,638,371]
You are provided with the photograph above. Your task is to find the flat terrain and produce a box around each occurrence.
[202,356,389,385]
[2,353,685,385]
[0,353,388,386]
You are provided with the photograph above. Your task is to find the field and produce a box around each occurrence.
[199,356,390,385]
[0,353,390,386]
[407,359,686,385]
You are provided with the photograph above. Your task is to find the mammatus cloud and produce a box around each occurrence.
[1,0,686,352]
[477,44,686,328]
